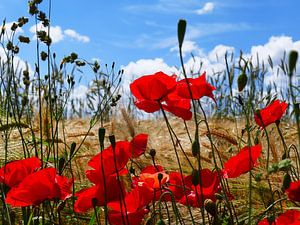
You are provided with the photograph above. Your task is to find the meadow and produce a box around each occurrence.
[0,1,300,225]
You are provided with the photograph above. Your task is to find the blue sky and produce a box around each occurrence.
[1,0,300,91]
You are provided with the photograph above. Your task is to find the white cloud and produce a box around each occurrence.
[121,58,179,94]
[170,40,203,58]
[29,22,64,43]
[1,22,24,40]
[71,84,89,100]
[64,29,90,43]
[29,22,90,44]
[208,44,234,62]
[196,2,215,15]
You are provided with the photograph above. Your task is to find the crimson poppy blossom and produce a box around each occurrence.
[108,182,154,225]
[258,210,300,225]
[285,180,300,202]
[130,134,148,158]
[130,71,177,113]
[0,157,41,188]
[86,141,131,183]
[254,100,288,128]
[176,72,216,101]
[130,72,192,120]
[167,171,191,201]
[5,168,72,207]
[74,174,124,213]
[222,144,262,178]
[179,169,220,207]
[163,91,192,120]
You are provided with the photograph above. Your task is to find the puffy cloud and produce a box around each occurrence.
[29,22,64,43]
[170,40,204,58]
[29,22,90,44]
[121,58,179,93]
[247,36,300,65]
[208,45,234,62]
[70,85,89,100]
[1,22,24,40]
[196,2,215,15]
[64,29,90,43]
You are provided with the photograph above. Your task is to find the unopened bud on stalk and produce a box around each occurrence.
[70,142,76,157]
[58,157,65,175]
[204,199,217,217]
[282,173,291,190]
[98,127,106,149]
[177,19,186,48]
[237,73,248,92]
[288,50,298,76]
[149,149,156,158]
[157,173,163,182]
[109,134,116,149]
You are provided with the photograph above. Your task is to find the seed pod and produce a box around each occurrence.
[289,50,298,76]
[177,19,186,48]
[98,127,106,149]
[282,173,291,190]
[237,73,248,92]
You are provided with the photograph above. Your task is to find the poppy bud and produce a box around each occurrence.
[237,73,248,92]
[192,140,200,157]
[70,142,76,157]
[282,173,291,191]
[288,50,298,76]
[191,169,199,186]
[157,173,163,182]
[58,157,65,175]
[98,127,106,149]
[204,199,217,217]
[177,19,186,48]
[149,149,156,158]
[109,134,116,149]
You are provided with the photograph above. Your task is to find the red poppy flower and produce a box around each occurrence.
[130,72,192,120]
[130,71,177,113]
[108,182,153,225]
[285,180,300,202]
[167,171,191,201]
[179,169,220,207]
[130,134,148,158]
[222,144,262,178]
[254,100,288,128]
[163,91,192,120]
[5,168,72,207]
[86,141,130,183]
[258,210,300,225]
[0,157,41,188]
[176,72,216,101]
[74,175,124,213]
